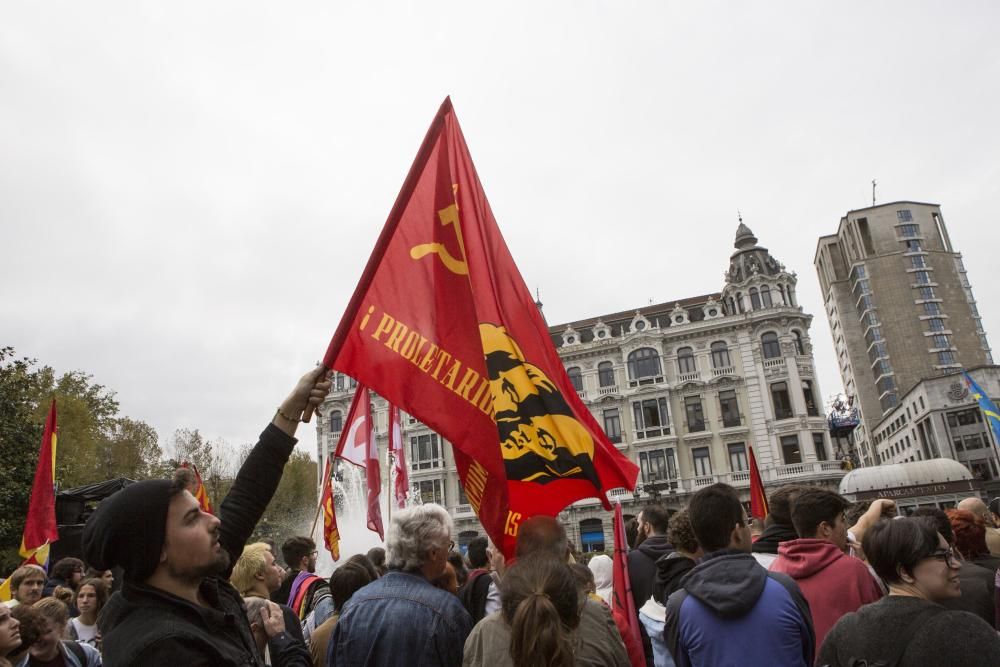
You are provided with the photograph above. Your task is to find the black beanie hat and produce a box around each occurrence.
[82,479,175,582]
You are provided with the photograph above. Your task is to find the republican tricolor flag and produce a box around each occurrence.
[333,385,384,540]
[320,98,639,556]
[320,458,340,561]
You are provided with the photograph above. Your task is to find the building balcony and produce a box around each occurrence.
[677,371,700,383]
[764,358,785,370]
[712,366,736,377]
[451,504,475,517]
[598,385,619,396]
[628,376,666,388]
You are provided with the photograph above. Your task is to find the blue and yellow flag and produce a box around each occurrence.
[962,371,1000,446]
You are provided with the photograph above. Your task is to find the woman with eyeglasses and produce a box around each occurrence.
[818,517,1000,667]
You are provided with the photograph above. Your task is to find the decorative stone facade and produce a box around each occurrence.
[318,223,843,552]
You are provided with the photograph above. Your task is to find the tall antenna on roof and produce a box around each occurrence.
[872,179,877,206]
[738,209,743,224]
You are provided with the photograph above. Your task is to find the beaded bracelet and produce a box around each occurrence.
[275,406,302,423]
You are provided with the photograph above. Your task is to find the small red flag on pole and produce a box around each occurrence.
[333,386,383,540]
[21,399,60,566]
[612,503,642,653]
[1,400,60,602]
[748,444,769,520]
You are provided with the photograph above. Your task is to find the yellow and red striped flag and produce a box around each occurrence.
[181,461,213,514]
[320,458,340,561]
[748,444,769,520]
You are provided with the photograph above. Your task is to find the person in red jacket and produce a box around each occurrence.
[771,487,883,656]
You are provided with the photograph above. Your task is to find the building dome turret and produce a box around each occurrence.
[720,218,798,315]
[735,222,758,250]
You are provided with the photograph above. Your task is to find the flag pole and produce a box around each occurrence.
[310,497,323,539]
[302,98,454,424]
[312,458,332,540]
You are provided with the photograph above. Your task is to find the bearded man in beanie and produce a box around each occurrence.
[82,367,330,666]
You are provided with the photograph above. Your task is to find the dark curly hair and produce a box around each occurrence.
[667,508,699,555]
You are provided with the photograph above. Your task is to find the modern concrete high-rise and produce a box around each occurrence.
[815,201,993,466]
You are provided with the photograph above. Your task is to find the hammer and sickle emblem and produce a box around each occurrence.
[410,186,469,275]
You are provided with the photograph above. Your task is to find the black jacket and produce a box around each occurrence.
[98,423,311,667]
[939,560,996,628]
[628,534,673,667]
[819,596,1000,667]
[653,552,696,604]
[628,534,673,608]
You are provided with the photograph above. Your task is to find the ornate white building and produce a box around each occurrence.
[317,223,845,551]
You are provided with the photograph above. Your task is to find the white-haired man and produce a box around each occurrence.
[328,503,472,666]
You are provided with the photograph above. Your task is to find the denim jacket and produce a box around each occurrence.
[327,570,472,667]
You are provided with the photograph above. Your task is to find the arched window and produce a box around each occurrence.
[761,332,781,359]
[330,410,343,433]
[677,347,697,374]
[760,285,772,308]
[567,367,583,392]
[598,361,615,387]
[628,348,662,379]
[793,330,805,356]
[711,342,731,369]
[749,287,761,310]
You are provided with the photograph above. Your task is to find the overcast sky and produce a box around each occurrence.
[3,2,998,463]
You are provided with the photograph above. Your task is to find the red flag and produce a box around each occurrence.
[321,98,639,556]
[612,503,642,653]
[333,386,383,540]
[388,404,408,509]
[21,399,59,566]
[320,458,340,561]
[181,462,213,514]
[748,444,769,520]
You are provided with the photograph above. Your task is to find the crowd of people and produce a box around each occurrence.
[4,367,1000,665]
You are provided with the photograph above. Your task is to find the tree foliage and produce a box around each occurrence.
[1,346,322,573]
[0,348,45,570]
[0,347,164,571]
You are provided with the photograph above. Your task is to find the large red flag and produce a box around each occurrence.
[388,404,408,509]
[22,399,59,565]
[320,458,340,561]
[612,503,642,654]
[333,386,383,540]
[748,444,769,520]
[321,98,638,556]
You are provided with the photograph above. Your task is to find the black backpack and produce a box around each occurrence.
[458,569,492,623]
[62,639,88,664]
[843,607,942,667]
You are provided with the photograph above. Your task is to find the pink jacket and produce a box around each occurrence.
[770,538,884,657]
